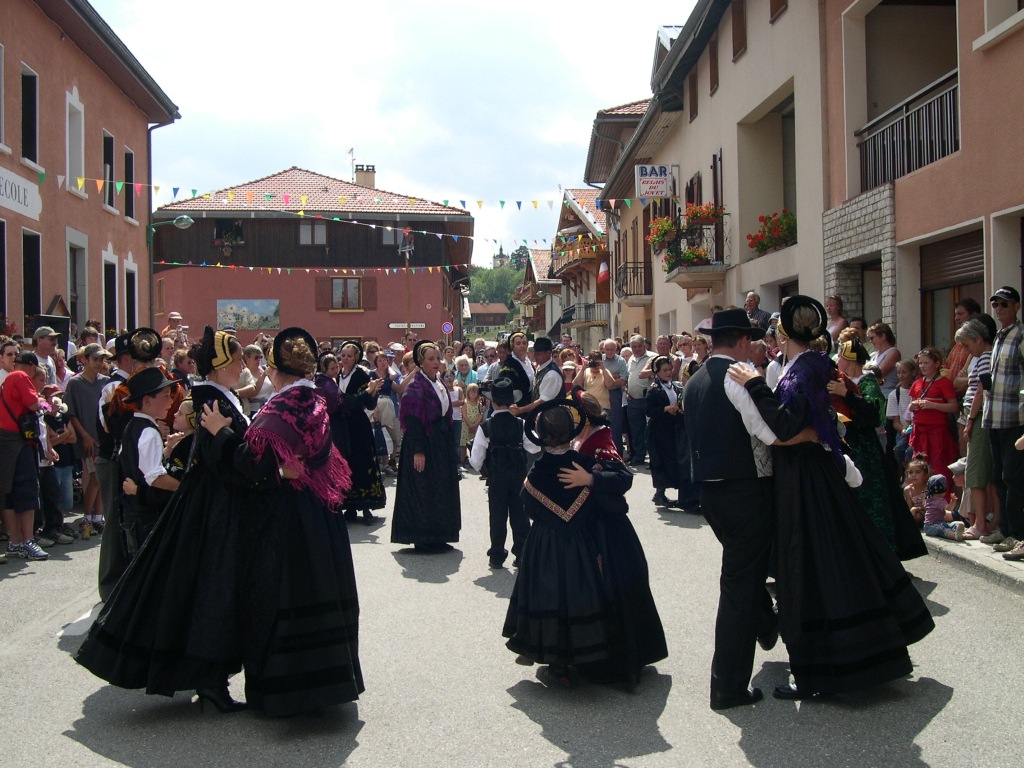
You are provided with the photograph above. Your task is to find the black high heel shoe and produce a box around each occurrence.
[361,509,378,525]
[196,686,247,713]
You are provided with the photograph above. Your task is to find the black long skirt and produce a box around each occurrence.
[391,418,461,546]
[237,485,364,716]
[74,465,242,696]
[773,442,934,695]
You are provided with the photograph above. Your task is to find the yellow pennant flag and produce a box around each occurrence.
[339,196,347,207]
[532,201,538,209]
[228,191,235,201]
[476,200,484,209]
[154,185,160,196]
[301,195,308,207]
[77,178,85,190]
[298,210,305,217]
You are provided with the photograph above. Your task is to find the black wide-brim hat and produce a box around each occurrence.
[704,308,766,340]
[123,366,178,404]
[780,295,829,343]
[269,327,319,377]
[533,336,554,353]
[490,377,516,407]
[524,397,587,447]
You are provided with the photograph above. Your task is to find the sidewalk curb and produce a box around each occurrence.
[922,537,1024,597]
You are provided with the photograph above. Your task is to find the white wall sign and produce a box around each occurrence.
[0,166,42,220]
[634,164,673,199]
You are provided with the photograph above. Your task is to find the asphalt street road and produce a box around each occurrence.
[2,463,1023,768]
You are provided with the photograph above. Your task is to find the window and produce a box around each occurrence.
[382,227,398,246]
[732,0,747,59]
[214,219,244,245]
[102,132,115,209]
[709,34,719,95]
[688,71,699,122]
[332,278,361,309]
[22,230,41,319]
[67,90,85,188]
[315,275,376,311]
[123,149,135,220]
[0,221,6,317]
[21,65,39,164]
[0,46,6,149]
[68,245,85,324]
[770,0,787,23]
[103,260,117,334]
[155,277,165,316]
[125,269,137,329]
[299,219,327,245]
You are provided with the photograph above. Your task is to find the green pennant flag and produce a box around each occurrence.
[38,172,46,184]
[443,199,449,206]
[115,181,124,194]
[265,193,272,202]
[624,199,632,208]
[191,189,198,198]
[499,201,506,209]
[287,268,292,275]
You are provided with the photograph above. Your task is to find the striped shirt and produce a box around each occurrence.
[963,350,990,415]
[982,320,1024,430]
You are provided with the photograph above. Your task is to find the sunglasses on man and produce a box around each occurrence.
[991,300,1011,308]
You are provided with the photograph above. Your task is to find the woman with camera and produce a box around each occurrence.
[573,349,615,412]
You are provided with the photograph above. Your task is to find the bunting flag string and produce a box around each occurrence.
[155,259,474,274]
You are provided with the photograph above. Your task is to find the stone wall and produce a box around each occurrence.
[822,183,898,335]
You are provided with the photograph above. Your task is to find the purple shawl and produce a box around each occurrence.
[246,384,352,508]
[775,351,845,471]
[399,371,452,437]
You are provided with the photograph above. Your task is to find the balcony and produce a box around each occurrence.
[857,70,959,193]
[552,238,605,276]
[614,262,653,307]
[665,262,729,291]
[661,220,730,291]
[564,302,610,329]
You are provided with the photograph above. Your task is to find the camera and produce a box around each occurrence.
[180,325,189,332]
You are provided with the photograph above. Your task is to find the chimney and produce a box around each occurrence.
[354,163,376,188]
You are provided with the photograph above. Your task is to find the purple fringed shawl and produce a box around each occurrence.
[399,371,452,437]
[246,383,352,508]
[775,351,846,471]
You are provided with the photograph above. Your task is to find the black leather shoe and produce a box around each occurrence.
[652,492,674,506]
[757,623,779,651]
[710,687,763,711]
[196,686,247,713]
[773,683,822,700]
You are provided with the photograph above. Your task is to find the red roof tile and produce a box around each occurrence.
[158,166,470,218]
[565,188,607,235]
[599,98,651,117]
[528,248,555,280]
[469,302,511,315]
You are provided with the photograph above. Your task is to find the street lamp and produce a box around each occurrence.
[146,214,194,248]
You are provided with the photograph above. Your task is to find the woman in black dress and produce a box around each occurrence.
[335,341,385,524]
[645,356,699,511]
[730,296,934,700]
[391,341,461,551]
[201,327,363,717]
[75,327,250,713]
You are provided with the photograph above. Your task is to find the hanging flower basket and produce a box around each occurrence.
[684,202,726,227]
[646,216,679,250]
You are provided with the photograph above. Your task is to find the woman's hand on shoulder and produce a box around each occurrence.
[727,362,761,386]
[558,461,594,489]
[199,402,232,434]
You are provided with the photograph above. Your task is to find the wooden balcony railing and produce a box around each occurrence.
[856,70,959,192]
[565,302,610,326]
[552,239,604,275]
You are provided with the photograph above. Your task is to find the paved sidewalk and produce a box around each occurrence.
[922,534,1024,596]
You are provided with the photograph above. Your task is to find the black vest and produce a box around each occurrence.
[532,360,562,402]
[682,357,758,481]
[119,416,174,515]
[97,369,129,460]
[481,411,527,479]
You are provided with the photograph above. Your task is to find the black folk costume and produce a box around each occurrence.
[746,345,934,696]
[316,356,385,522]
[214,377,363,717]
[392,362,462,548]
[74,380,250,698]
[645,374,700,509]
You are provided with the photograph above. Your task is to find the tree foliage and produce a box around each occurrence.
[509,245,530,271]
[467,264,525,307]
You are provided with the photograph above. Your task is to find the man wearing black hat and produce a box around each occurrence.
[118,368,181,559]
[470,378,539,569]
[510,337,561,418]
[981,286,1024,560]
[683,308,786,710]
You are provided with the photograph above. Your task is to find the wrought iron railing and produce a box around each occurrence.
[566,302,610,325]
[614,261,653,299]
[857,70,959,192]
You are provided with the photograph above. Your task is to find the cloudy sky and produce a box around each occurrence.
[90,0,696,264]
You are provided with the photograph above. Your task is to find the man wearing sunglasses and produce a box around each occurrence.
[980,286,1024,560]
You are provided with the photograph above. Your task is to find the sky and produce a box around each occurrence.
[89,0,697,265]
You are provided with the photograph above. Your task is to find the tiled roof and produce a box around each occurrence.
[599,99,651,117]
[158,166,470,217]
[528,248,555,281]
[469,302,511,314]
[565,188,607,235]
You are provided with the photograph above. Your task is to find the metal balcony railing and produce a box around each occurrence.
[565,302,610,326]
[857,70,959,192]
[614,261,653,299]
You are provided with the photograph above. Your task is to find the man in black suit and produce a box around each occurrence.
[683,308,785,711]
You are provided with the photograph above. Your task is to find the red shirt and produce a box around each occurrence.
[0,371,39,432]
[908,375,956,428]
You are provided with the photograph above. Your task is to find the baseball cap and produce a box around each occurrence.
[14,351,38,366]
[167,311,183,320]
[82,342,112,360]
[33,326,59,340]
[990,286,1021,304]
